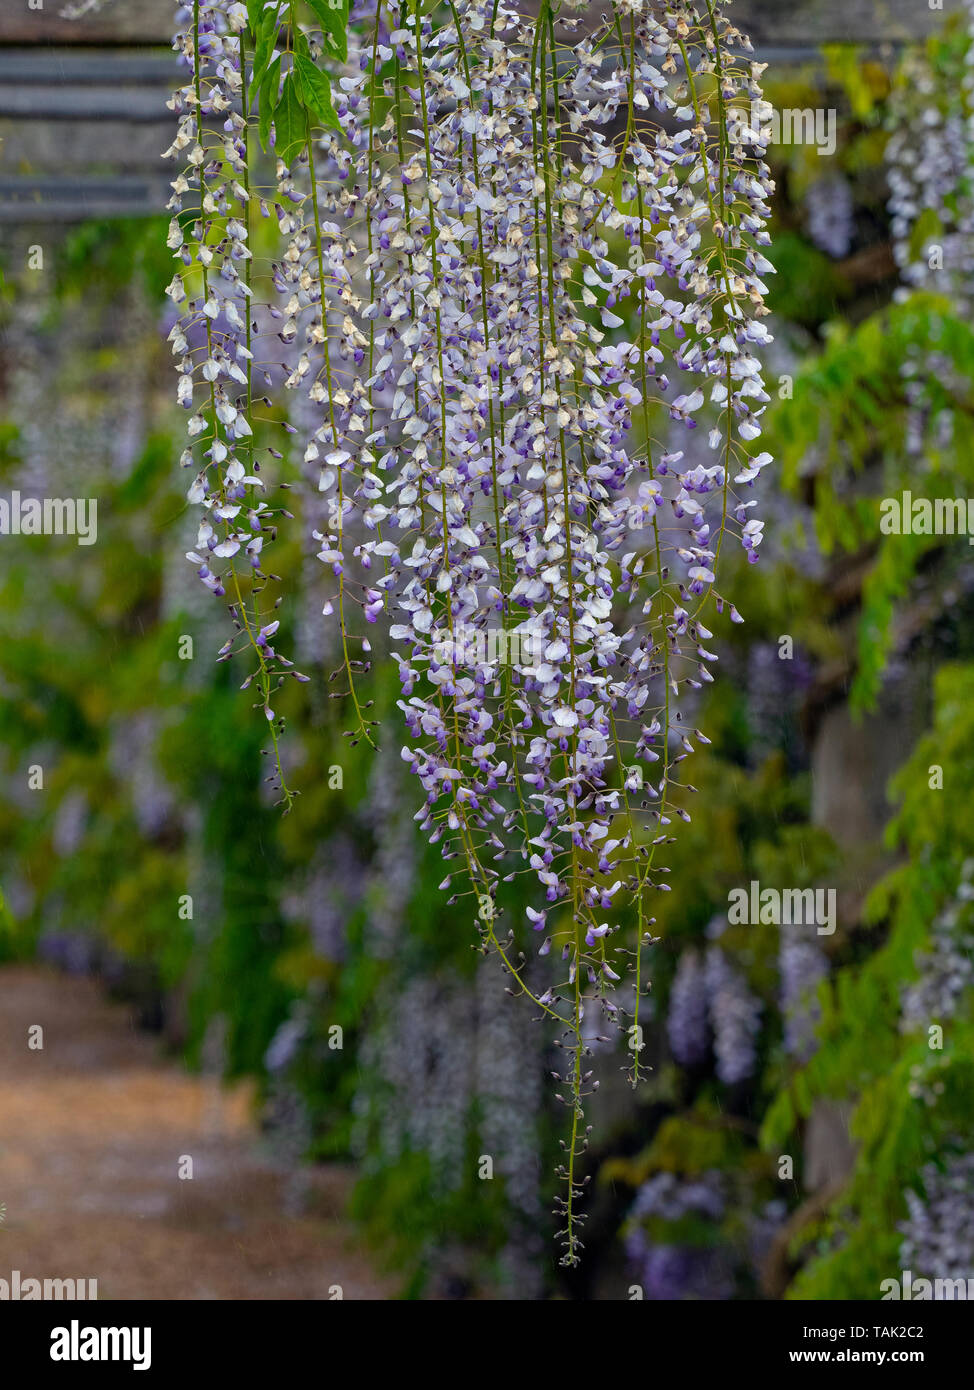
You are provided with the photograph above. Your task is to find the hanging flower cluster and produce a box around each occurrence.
[167,0,775,1264]
[884,6,974,460]
[899,1153,974,1288]
[779,938,827,1063]
[167,0,308,808]
[624,1170,734,1300]
[900,861,974,1032]
[667,946,710,1067]
[704,942,763,1085]
[804,173,854,262]
[666,934,765,1080]
[886,1,974,308]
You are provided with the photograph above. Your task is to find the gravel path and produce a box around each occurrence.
[0,965,391,1300]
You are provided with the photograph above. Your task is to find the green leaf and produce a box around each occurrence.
[274,73,307,166]
[253,1,285,85]
[293,22,311,60]
[257,55,281,151]
[305,0,348,64]
[294,52,340,131]
[246,0,265,33]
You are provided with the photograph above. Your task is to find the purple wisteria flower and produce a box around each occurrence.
[667,947,711,1067]
[705,945,762,1085]
[166,0,304,804]
[167,0,778,1266]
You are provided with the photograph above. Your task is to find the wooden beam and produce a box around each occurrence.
[0,0,953,224]
[0,0,171,46]
[1,118,169,169]
[0,84,170,121]
[0,49,175,82]
[738,0,944,45]
[0,0,951,48]
[0,174,170,220]
[520,0,945,46]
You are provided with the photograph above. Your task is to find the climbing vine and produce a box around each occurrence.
[166,0,775,1263]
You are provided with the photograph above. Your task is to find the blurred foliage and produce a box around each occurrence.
[766,297,974,711]
[763,665,974,1298]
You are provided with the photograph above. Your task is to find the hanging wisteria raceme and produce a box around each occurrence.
[166,0,775,1264]
[704,943,762,1085]
[667,946,711,1067]
[882,9,974,462]
[804,173,854,262]
[779,938,828,1063]
[887,2,974,308]
[900,861,974,1033]
[899,1153,974,1289]
[167,0,306,809]
[625,1170,733,1300]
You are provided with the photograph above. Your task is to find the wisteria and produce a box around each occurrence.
[667,946,710,1066]
[350,956,544,1294]
[705,943,762,1084]
[901,863,974,1032]
[625,1170,733,1299]
[805,173,854,262]
[9,0,972,1309]
[887,3,974,309]
[899,1154,974,1289]
[166,0,776,1263]
[167,0,304,809]
[780,938,828,1062]
[667,935,765,1081]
